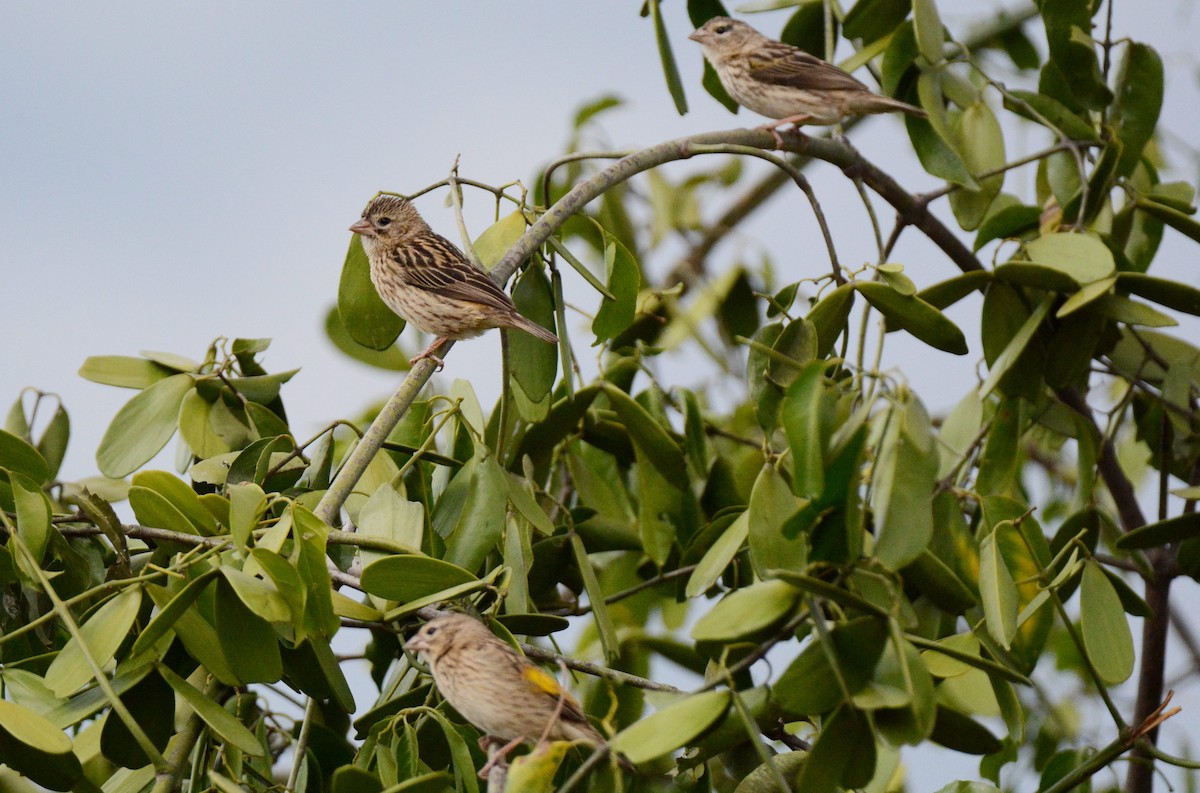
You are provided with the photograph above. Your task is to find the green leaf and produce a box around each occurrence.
[44,585,142,697]
[323,307,410,371]
[1079,561,1135,684]
[1112,43,1163,177]
[980,296,1052,398]
[145,581,238,686]
[906,109,978,190]
[781,362,828,499]
[691,579,799,642]
[686,510,749,598]
[974,204,1041,251]
[338,231,405,351]
[918,271,992,310]
[509,264,558,410]
[131,470,219,534]
[35,403,69,480]
[912,0,943,62]
[1056,274,1116,318]
[0,428,51,485]
[774,617,889,715]
[610,690,730,764]
[222,564,292,623]
[592,235,641,342]
[1092,294,1177,327]
[855,281,968,354]
[96,373,193,478]
[949,99,1006,231]
[1003,90,1099,141]
[568,532,620,662]
[747,463,809,578]
[11,472,51,569]
[979,528,1018,649]
[1136,197,1200,244]
[215,575,282,683]
[443,449,508,572]
[0,698,82,790]
[601,382,688,490]
[157,663,264,756]
[806,282,856,358]
[1116,513,1200,549]
[360,556,476,602]
[843,0,910,44]
[356,484,424,572]
[872,395,937,570]
[227,482,267,549]
[1118,273,1200,316]
[794,705,876,793]
[131,569,220,657]
[649,0,687,114]
[289,505,340,639]
[178,390,232,458]
[635,440,683,566]
[77,355,173,389]
[1041,0,1113,111]
[1021,232,1115,285]
[502,741,570,793]
[471,211,525,269]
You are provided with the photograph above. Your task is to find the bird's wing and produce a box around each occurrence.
[392,233,516,312]
[519,662,592,726]
[746,44,870,93]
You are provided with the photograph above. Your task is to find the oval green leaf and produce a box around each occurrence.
[1079,561,1135,684]
[360,555,477,602]
[691,579,799,642]
[96,373,194,478]
[855,281,968,354]
[338,232,405,351]
[610,690,730,764]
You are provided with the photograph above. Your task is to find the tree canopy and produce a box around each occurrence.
[1,2,1197,793]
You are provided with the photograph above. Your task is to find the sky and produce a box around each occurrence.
[2,1,1199,789]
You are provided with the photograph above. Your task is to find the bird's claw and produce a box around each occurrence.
[409,355,445,371]
[477,735,526,779]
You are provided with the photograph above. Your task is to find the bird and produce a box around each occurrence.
[349,195,558,368]
[403,612,633,775]
[689,16,926,146]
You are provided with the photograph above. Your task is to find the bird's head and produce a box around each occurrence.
[688,17,760,59]
[349,194,429,249]
[403,613,484,661]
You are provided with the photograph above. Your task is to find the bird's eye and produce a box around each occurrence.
[376,217,392,228]
[425,626,438,636]
[715,24,731,34]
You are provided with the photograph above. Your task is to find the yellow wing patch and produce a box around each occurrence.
[522,665,564,698]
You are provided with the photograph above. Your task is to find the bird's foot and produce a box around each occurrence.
[757,118,810,149]
[409,338,450,370]
[477,735,526,779]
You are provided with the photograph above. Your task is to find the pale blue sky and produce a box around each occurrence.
[3,2,1198,788]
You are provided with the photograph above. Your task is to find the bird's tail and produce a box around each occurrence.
[870,95,926,118]
[506,313,558,345]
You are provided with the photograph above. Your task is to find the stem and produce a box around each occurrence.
[285,698,319,791]
[151,687,209,793]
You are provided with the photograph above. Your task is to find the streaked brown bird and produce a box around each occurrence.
[689,17,926,145]
[349,195,557,368]
[404,613,633,774]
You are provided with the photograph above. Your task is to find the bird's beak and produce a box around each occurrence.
[349,219,375,236]
[688,30,706,43]
[403,635,428,654]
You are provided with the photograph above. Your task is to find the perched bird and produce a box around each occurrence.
[404,613,632,774]
[349,195,557,368]
[689,17,926,145]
